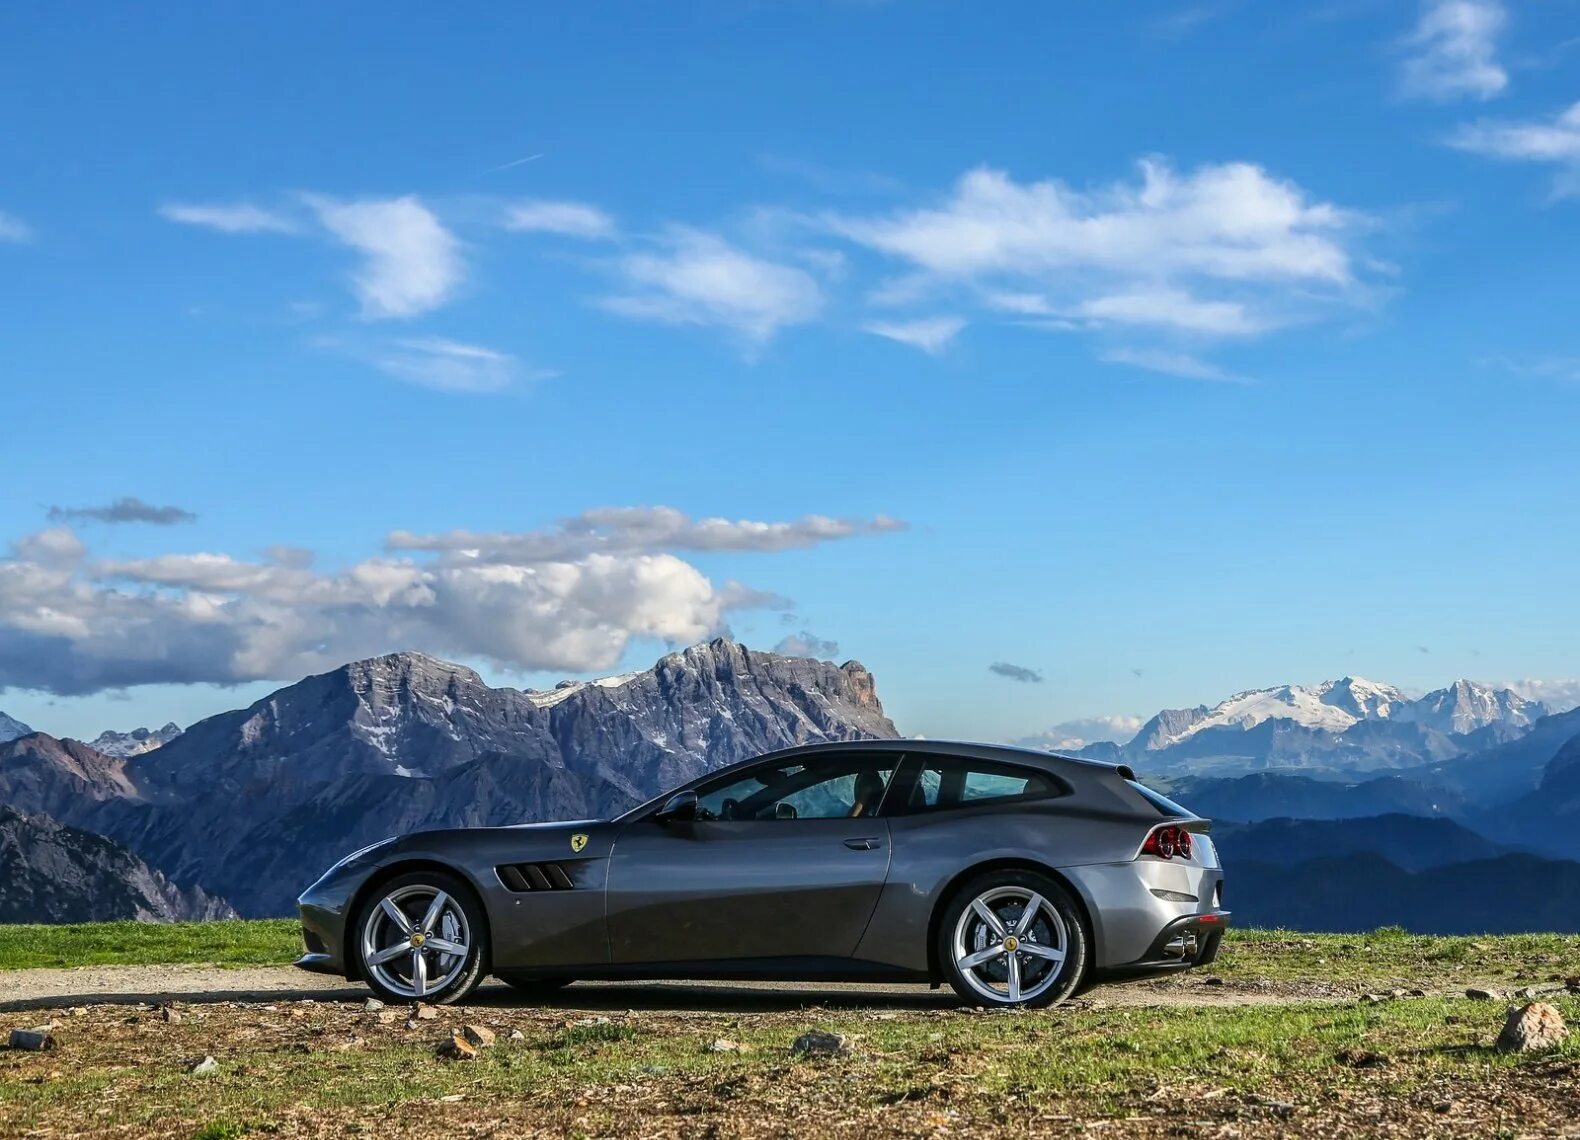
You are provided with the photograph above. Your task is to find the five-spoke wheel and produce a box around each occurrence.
[938,870,1087,1008]
[356,871,487,1004]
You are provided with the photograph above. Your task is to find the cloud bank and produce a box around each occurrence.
[0,508,901,695]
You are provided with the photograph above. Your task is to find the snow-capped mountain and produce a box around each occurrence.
[1134,677,1410,752]
[87,722,183,758]
[1396,681,1544,736]
[0,710,33,744]
[1055,677,1554,781]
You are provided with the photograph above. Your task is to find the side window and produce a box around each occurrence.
[694,755,899,821]
[904,756,1061,813]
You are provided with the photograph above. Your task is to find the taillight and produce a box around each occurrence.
[1141,824,1193,860]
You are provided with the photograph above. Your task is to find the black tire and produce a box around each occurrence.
[353,870,489,1006]
[935,868,1088,1009]
[496,973,574,1001]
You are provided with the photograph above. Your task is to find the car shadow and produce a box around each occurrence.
[1,979,959,1016]
[472,980,959,1013]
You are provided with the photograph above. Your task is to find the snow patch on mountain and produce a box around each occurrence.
[0,710,33,744]
[87,722,183,758]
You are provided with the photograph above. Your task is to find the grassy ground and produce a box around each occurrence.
[3,919,1577,988]
[1,990,1577,1137]
[0,920,301,970]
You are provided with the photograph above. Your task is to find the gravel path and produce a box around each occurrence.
[0,963,1372,1014]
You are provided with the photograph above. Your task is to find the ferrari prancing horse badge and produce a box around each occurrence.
[570,833,589,853]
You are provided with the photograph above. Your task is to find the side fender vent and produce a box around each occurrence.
[497,862,577,892]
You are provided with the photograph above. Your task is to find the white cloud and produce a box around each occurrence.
[832,160,1355,286]
[387,506,908,563]
[503,199,617,240]
[1399,0,1508,103]
[308,195,464,319]
[159,202,299,234]
[983,292,1056,316]
[0,509,901,694]
[832,159,1367,359]
[1015,714,1144,752]
[862,315,966,354]
[1098,347,1246,383]
[373,337,528,394]
[1504,678,1580,713]
[601,227,824,345]
[1074,288,1265,336]
[0,210,32,243]
[1450,101,1580,196]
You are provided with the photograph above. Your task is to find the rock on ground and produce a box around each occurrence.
[1495,1002,1569,1053]
[791,1030,849,1058]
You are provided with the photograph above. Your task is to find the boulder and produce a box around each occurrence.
[1495,1002,1568,1053]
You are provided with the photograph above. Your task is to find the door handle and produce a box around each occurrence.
[844,837,883,851]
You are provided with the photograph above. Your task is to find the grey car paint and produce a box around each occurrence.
[297,740,1229,985]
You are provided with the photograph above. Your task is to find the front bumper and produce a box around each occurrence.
[295,952,340,975]
[294,876,357,977]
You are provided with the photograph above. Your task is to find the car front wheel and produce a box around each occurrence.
[937,869,1088,1008]
[355,871,488,1005]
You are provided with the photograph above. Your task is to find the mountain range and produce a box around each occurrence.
[1073,676,1557,787]
[0,640,897,916]
[3,649,1580,932]
[0,806,234,923]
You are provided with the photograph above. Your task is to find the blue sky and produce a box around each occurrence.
[3,1,1579,744]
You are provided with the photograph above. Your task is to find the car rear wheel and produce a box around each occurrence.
[937,869,1087,1008]
[355,871,488,1005]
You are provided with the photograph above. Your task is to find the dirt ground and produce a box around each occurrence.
[0,962,1402,1014]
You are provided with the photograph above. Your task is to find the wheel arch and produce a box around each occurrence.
[924,858,1100,984]
[343,858,492,981]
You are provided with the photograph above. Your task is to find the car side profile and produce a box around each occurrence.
[296,740,1230,1008]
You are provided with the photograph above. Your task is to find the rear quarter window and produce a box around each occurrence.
[1127,779,1193,817]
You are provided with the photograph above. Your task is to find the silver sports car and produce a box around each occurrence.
[296,740,1229,1008]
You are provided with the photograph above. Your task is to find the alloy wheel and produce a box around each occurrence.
[950,885,1069,1004]
[359,884,472,999]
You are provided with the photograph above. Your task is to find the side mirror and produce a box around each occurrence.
[654,790,699,825]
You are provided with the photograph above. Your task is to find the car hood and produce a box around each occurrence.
[380,819,623,864]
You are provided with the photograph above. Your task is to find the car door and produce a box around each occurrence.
[604,752,903,965]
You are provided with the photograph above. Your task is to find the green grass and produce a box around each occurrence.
[1214,927,1580,985]
[0,918,301,970]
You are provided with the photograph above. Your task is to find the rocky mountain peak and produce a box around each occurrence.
[87,722,183,758]
[0,709,33,744]
[1402,680,1545,735]
[1321,677,1408,719]
[0,805,235,923]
